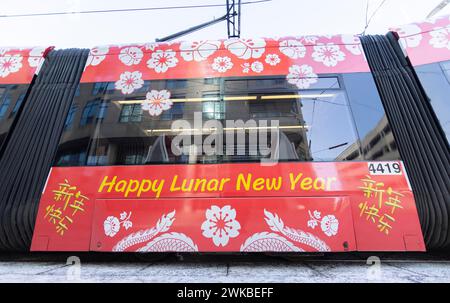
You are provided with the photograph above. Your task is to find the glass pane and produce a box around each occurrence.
[53,75,399,166]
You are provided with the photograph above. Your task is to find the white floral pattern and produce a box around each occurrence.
[142,89,172,116]
[180,40,221,62]
[265,54,280,66]
[147,49,178,73]
[201,205,241,247]
[86,46,109,67]
[307,210,339,237]
[144,42,158,51]
[212,56,233,73]
[27,47,46,74]
[312,43,345,67]
[393,24,423,48]
[103,211,133,237]
[104,216,120,237]
[301,36,319,44]
[286,64,318,89]
[114,71,144,94]
[429,27,450,49]
[241,62,250,73]
[341,35,364,55]
[28,47,45,67]
[0,54,23,78]
[279,39,306,59]
[321,215,339,237]
[224,38,266,59]
[119,46,144,66]
[251,61,264,73]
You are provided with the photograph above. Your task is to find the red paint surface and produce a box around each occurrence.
[31,161,425,252]
[80,35,370,84]
[0,47,52,84]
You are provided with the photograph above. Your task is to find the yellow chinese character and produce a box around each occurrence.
[56,216,73,236]
[52,179,76,210]
[378,214,395,235]
[69,191,89,216]
[385,187,404,214]
[359,175,385,208]
[44,204,63,224]
[359,202,380,223]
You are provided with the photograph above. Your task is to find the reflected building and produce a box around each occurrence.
[337,115,399,161]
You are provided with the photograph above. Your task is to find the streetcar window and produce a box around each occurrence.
[0,84,31,151]
[54,74,400,166]
[414,61,450,143]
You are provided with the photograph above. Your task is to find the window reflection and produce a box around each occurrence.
[414,61,450,143]
[0,84,30,151]
[54,75,399,166]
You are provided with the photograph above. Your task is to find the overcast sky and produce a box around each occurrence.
[0,0,449,48]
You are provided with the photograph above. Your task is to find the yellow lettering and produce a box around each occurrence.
[253,178,265,191]
[289,173,303,190]
[236,173,252,191]
[266,177,282,191]
[300,177,313,190]
[98,175,117,193]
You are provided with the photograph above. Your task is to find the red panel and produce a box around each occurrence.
[80,35,370,85]
[90,197,355,252]
[31,161,426,252]
[0,47,53,84]
[391,15,450,66]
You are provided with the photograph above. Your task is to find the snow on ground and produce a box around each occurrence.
[0,253,449,283]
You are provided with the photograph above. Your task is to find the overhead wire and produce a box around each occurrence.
[0,0,271,18]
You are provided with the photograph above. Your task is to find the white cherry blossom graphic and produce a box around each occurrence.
[142,89,172,116]
[0,54,23,78]
[103,211,133,238]
[28,47,45,67]
[265,54,280,66]
[224,38,266,59]
[147,49,179,73]
[320,215,339,237]
[144,42,158,51]
[201,205,241,247]
[312,43,346,67]
[392,24,423,48]
[286,64,318,89]
[104,216,120,237]
[341,35,364,55]
[119,46,144,66]
[279,39,306,59]
[180,40,221,62]
[114,71,144,94]
[429,27,450,49]
[307,210,339,237]
[241,62,250,73]
[301,36,320,44]
[251,61,264,73]
[86,46,109,67]
[212,56,233,73]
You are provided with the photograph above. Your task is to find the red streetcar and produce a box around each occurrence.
[0,15,448,253]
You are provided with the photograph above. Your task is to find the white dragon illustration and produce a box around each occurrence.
[240,209,331,252]
[112,210,198,252]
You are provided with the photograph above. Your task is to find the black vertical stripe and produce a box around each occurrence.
[0,49,88,251]
[360,35,450,250]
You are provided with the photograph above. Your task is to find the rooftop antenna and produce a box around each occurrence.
[156,0,241,42]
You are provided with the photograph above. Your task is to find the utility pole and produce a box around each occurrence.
[426,0,449,19]
[156,0,241,42]
[227,0,241,38]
